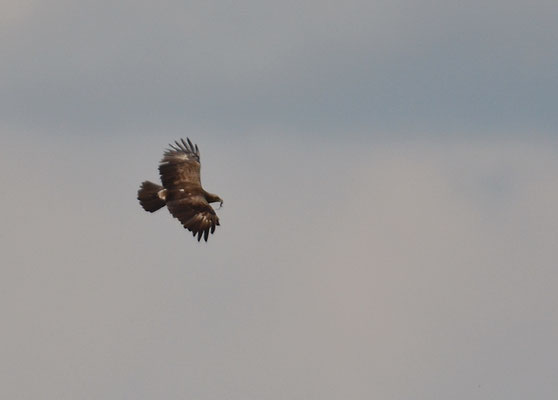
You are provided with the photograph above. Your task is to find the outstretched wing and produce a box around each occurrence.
[166,195,220,242]
[158,138,219,241]
[159,138,201,190]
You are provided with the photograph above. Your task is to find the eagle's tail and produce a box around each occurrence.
[137,181,166,212]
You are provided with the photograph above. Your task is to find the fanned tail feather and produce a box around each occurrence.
[137,181,166,212]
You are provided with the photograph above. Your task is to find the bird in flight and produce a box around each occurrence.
[137,138,223,242]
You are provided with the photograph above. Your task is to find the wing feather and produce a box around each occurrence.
[159,138,201,189]
[150,138,220,241]
[166,194,219,242]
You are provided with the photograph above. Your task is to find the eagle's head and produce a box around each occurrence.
[206,192,223,209]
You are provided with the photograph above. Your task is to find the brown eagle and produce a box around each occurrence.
[137,138,223,242]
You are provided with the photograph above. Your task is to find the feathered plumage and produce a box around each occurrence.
[138,138,222,242]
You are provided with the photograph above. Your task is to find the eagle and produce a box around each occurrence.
[137,138,223,242]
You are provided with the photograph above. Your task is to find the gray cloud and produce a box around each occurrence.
[1,0,557,133]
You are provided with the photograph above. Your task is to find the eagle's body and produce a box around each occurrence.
[137,138,222,242]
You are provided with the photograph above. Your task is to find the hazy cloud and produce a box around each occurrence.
[2,1,557,398]
[1,133,557,399]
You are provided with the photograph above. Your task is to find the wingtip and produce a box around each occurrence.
[167,138,200,159]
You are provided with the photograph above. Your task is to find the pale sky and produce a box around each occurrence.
[1,1,557,399]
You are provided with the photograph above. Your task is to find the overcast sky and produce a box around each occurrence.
[2,1,558,399]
